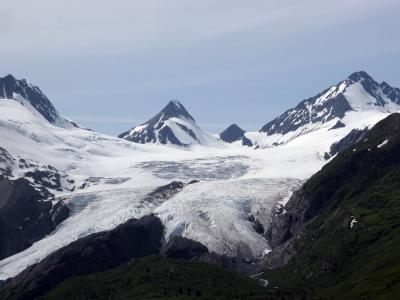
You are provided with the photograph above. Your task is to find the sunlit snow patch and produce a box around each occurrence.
[377,139,389,148]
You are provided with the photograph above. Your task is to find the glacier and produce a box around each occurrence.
[1,71,400,280]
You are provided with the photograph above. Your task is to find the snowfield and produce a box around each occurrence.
[0,93,398,279]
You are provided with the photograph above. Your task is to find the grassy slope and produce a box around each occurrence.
[265,114,400,299]
[40,256,273,300]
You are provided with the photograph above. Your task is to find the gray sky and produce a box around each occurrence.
[1,0,399,134]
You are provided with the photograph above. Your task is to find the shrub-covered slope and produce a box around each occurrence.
[41,256,269,300]
[265,113,400,299]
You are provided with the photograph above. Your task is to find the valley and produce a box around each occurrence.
[1,71,400,298]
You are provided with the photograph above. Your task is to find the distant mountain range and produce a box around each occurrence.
[2,71,398,150]
[118,71,400,149]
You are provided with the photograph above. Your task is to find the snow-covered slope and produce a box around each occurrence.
[1,71,399,281]
[119,100,223,147]
[251,71,400,148]
[0,96,311,279]
[0,79,332,279]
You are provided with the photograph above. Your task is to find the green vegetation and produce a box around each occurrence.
[265,114,400,299]
[40,256,274,300]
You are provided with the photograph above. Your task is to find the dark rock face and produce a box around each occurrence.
[260,71,400,136]
[161,236,208,260]
[0,74,67,126]
[0,151,75,192]
[264,181,338,269]
[264,163,373,269]
[330,120,345,130]
[260,93,351,135]
[241,136,254,147]
[140,181,198,208]
[18,159,75,192]
[0,147,15,176]
[220,124,246,143]
[159,235,264,276]
[176,123,198,140]
[265,188,308,245]
[143,181,185,201]
[265,175,358,268]
[1,215,163,300]
[380,81,400,104]
[219,124,253,147]
[157,126,186,145]
[151,100,195,123]
[248,215,265,234]
[50,200,70,227]
[0,176,68,260]
[21,166,75,192]
[119,100,199,146]
[325,127,369,159]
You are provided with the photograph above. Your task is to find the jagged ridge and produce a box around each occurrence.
[260,71,400,136]
[0,74,76,128]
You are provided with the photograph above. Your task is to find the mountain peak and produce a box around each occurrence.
[160,100,195,122]
[3,74,16,81]
[220,124,245,137]
[119,100,221,147]
[0,74,73,128]
[220,124,253,146]
[166,99,183,108]
[259,71,400,142]
[347,71,373,82]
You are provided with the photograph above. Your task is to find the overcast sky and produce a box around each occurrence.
[1,0,399,134]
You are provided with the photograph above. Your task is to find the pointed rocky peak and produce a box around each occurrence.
[3,74,16,81]
[219,124,253,147]
[344,71,383,100]
[138,100,196,132]
[347,71,374,83]
[161,100,195,122]
[0,74,40,98]
[379,81,400,105]
[0,74,71,127]
[220,124,245,143]
[344,71,400,107]
[260,71,400,137]
[119,101,221,147]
